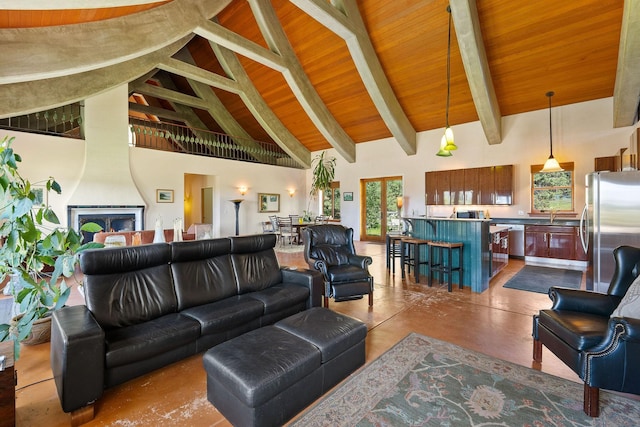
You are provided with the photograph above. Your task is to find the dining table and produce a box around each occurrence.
[291,221,313,244]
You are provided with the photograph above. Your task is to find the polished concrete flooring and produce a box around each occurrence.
[14,241,595,426]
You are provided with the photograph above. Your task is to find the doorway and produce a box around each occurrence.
[360,176,403,241]
[201,187,213,225]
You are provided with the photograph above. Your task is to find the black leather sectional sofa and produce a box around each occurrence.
[50,233,323,422]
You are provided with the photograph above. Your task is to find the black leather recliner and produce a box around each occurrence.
[532,245,640,417]
[303,224,374,307]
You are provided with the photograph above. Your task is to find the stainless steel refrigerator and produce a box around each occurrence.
[580,171,640,293]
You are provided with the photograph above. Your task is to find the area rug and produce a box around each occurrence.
[290,333,640,426]
[274,244,305,254]
[503,265,582,294]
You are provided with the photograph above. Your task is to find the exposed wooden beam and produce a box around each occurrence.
[128,102,185,122]
[0,37,190,118]
[158,58,241,94]
[0,0,228,85]
[212,42,311,168]
[613,0,640,127]
[450,0,502,144]
[132,82,210,110]
[249,0,356,162]
[291,0,416,155]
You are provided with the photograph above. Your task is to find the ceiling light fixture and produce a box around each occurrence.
[540,91,563,173]
[437,5,457,157]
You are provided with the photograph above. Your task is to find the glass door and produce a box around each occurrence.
[360,177,403,241]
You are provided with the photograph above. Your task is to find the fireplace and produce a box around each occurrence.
[68,205,145,243]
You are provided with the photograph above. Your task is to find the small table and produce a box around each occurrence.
[0,341,15,427]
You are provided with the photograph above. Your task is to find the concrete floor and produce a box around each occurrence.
[14,241,592,426]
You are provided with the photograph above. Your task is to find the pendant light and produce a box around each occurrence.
[437,5,457,156]
[540,91,563,172]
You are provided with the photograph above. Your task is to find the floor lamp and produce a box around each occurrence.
[230,199,243,236]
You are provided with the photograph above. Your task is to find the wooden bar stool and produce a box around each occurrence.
[386,234,404,273]
[400,237,430,283]
[428,241,463,291]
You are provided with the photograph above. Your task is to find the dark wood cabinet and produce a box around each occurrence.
[425,170,451,205]
[525,225,580,260]
[0,341,15,427]
[425,165,513,206]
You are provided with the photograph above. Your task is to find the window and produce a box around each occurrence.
[530,162,574,213]
[322,181,340,220]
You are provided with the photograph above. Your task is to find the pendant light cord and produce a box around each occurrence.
[446,6,452,128]
[547,91,554,156]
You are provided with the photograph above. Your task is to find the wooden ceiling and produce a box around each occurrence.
[0,0,636,167]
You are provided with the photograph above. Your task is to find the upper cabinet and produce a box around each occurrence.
[426,165,513,206]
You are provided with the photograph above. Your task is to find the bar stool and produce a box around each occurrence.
[428,241,463,292]
[386,233,404,273]
[400,236,431,283]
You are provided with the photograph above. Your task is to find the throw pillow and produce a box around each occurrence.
[611,274,640,319]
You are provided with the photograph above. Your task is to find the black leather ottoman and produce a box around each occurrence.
[203,308,366,427]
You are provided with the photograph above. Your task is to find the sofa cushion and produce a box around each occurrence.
[180,295,264,335]
[171,239,237,311]
[230,235,282,293]
[105,313,200,368]
[248,283,310,315]
[81,244,178,329]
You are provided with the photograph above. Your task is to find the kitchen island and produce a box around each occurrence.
[403,217,492,292]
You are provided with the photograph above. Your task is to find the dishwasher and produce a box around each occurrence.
[495,223,524,258]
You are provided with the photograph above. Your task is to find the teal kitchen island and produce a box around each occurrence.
[403,217,491,293]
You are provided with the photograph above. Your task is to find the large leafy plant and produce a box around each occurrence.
[309,151,336,198]
[0,136,102,358]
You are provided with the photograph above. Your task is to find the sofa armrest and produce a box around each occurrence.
[549,287,621,316]
[582,317,640,392]
[347,254,373,269]
[51,305,105,413]
[281,268,324,308]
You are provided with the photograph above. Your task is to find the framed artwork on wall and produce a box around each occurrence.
[156,189,174,203]
[258,193,280,213]
[343,192,353,201]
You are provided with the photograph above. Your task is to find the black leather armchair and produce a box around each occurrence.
[532,245,640,417]
[303,224,373,307]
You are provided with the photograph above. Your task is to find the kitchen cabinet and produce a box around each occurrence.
[490,227,509,277]
[425,170,451,205]
[525,225,582,260]
[425,165,513,206]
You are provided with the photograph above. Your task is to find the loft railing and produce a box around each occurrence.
[129,118,304,169]
[0,102,84,139]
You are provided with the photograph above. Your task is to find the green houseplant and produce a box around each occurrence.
[0,136,102,358]
[307,151,336,218]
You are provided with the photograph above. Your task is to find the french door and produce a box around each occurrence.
[360,176,403,241]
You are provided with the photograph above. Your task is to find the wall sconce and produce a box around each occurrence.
[396,196,403,210]
[239,186,247,196]
[288,188,296,197]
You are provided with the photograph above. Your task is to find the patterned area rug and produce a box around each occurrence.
[274,244,305,254]
[290,333,640,426]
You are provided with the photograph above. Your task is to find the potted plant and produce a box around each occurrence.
[307,151,336,217]
[0,136,103,358]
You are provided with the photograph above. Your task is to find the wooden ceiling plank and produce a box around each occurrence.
[613,0,640,127]
[195,19,286,71]
[249,0,356,162]
[158,57,241,94]
[213,41,312,168]
[450,0,501,144]
[133,82,210,110]
[292,0,416,155]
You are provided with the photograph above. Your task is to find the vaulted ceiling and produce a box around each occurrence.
[1,0,639,169]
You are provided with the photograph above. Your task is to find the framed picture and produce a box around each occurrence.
[258,193,280,213]
[343,192,354,202]
[156,189,174,203]
[32,185,46,207]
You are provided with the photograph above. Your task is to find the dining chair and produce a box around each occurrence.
[278,217,297,245]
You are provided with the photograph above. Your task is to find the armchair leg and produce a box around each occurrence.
[71,404,95,426]
[368,291,373,306]
[533,339,542,362]
[583,383,600,417]
[323,296,330,308]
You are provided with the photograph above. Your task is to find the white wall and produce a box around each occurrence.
[5,93,635,240]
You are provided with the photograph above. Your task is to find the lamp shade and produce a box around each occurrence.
[436,135,452,157]
[541,156,563,173]
[396,196,403,209]
[443,126,457,151]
